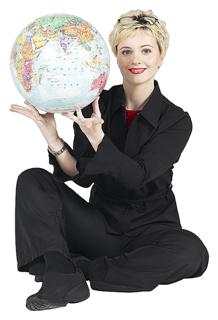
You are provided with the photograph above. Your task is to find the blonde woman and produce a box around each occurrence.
[10,9,209,311]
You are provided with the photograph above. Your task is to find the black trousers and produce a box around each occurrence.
[15,168,209,292]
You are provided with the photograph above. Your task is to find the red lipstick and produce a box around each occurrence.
[129,68,146,74]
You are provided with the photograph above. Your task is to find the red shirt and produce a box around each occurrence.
[125,108,141,128]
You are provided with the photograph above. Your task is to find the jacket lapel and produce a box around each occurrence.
[80,80,167,158]
[124,117,157,157]
[110,80,167,157]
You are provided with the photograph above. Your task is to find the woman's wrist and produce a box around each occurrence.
[47,137,65,154]
[88,132,105,152]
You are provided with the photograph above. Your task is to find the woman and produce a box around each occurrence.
[10,9,209,311]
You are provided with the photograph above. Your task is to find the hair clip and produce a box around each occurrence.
[132,14,146,23]
[117,15,158,25]
[133,14,158,25]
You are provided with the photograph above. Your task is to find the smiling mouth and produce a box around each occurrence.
[129,68,147,74]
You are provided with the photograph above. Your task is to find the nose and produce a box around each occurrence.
[131,52,143,66]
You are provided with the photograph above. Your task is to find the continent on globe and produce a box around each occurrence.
[10,14,110,113]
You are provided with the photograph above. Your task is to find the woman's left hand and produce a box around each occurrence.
[61,96,105,146]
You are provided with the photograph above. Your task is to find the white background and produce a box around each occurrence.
[1,0,217,318]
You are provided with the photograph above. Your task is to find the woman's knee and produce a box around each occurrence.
[15,167,62,218]
[181,230,209,277]
[17,167,52,187]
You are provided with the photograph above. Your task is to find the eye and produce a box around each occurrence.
[142,48,152,54]
[121,49,152,56]
[121,50,131,55]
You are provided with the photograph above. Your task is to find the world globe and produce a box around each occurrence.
[9,14,110,113]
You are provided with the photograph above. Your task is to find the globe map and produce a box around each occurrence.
[10,14,110,113]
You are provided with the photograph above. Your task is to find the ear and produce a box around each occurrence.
[159,55,165,67]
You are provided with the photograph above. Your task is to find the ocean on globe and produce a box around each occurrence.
[10,14,110,113]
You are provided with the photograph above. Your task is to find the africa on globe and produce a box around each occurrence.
[10,14,110,113]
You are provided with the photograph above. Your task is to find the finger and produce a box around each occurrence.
[24,100,40,114]
[92,96,101,116]
[10,104,30,112]
[11,103,42,122]
[24,100,42,120]
[75,106,85,121]
[62,112,78,123]
[9,106,35,120]
[61,112,73,119]
[24,100,37,110]
[93,117,104,125]
[10,104,34,116]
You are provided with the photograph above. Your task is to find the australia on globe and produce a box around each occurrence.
[10,14,110,113]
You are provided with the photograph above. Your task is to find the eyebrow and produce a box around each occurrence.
[119,45,154,51]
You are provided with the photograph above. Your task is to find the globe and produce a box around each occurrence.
[9,14,110,113]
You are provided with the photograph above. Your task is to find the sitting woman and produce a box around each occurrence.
[10,9,209,311]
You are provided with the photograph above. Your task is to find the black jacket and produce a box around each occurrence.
[48,79,192,235]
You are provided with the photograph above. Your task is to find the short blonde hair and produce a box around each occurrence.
[108,9,169,58]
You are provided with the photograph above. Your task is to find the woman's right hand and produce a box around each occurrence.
[10,100,60,145]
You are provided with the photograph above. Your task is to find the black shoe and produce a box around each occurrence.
[26,270,90,311]
[34,255,91,283]
[72,254,91,281]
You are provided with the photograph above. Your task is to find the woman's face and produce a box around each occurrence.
[116,29,164,86]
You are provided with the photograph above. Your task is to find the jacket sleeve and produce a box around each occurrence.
[78,112,193,190]
[48,90,108,187]
[48,122,95,188]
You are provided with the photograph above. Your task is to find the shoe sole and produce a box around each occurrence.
[26,281,90,311]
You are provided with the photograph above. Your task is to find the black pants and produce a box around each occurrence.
[15,168,209,292]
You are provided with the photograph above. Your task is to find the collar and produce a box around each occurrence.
[115,79,165,128]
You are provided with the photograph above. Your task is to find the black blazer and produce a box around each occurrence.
[48,79,192,235]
